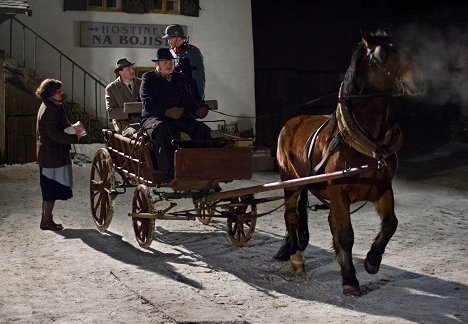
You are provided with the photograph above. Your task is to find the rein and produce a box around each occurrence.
[338,90,403,100]
[211,91,338,120]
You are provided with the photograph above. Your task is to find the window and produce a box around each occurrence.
[87,0,122,11]
[149,0,180,14]
[135,66,154,78]
[64,0,197,16]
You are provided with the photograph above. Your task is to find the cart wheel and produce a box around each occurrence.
[90,148,115,232]
[194,202,214,225]
[132,184,155,249]
[226,195,257,247]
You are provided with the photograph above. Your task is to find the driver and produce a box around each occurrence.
[140,48,211,183]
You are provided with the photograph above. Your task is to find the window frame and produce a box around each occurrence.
[87,0,122,12]
[64,0,195,16]
[148,0,181,15]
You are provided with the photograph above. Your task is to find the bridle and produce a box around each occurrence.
[334,43,407,169]
[339,43,407,100]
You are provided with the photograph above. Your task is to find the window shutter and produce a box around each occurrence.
[181,0,200,17]
[63,0,86,11]
[123,0,148,14]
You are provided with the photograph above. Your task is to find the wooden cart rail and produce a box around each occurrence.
[104,129,161,185]
[102,129,253,191]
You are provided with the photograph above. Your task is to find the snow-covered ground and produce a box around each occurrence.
[0,142,467,323]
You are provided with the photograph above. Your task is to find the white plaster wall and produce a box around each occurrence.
[0,0,255,133]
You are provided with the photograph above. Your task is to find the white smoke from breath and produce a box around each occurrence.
[397,23,468,113]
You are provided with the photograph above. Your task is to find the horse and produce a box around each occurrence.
[275,30,425,296]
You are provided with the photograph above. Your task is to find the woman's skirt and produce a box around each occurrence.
[40,164,73,201]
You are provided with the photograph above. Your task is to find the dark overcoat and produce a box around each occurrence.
[36,99,78,168]
[175,43,205,100]
[140,71,199,122]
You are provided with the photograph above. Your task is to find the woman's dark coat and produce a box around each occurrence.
[36,99,78,168]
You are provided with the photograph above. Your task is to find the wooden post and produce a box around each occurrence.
[0,51,5,164]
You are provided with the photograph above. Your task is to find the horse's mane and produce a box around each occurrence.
[342,31,393,95]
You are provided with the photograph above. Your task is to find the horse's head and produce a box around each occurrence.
[360,30,426,97]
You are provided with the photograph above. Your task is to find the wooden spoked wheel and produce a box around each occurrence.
[226,195,257,247]
[132,185,155,249]
[194,202,214,225]
[90,148,115,232]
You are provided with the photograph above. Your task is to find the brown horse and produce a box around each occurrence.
[275,30,425,296]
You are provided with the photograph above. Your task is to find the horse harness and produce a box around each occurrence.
[307,83,403,177]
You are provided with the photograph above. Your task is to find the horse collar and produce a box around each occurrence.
[336,100,403,160]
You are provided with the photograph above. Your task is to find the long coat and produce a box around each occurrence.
[174,43,205,100]
[105,77,142,129]
[140,71,199,122]
[36,99,78,168]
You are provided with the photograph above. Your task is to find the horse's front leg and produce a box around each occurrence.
[365,188,398,274]
[328,189,361,296]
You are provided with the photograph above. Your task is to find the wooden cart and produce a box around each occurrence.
[90,129,368,248]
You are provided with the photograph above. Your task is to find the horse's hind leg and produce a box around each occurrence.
[275,188,309,272]
[328,191,361,296]
[365,188,398,274]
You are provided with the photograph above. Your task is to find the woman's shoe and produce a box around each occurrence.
[40,221,63,231]
[50,220,64,230]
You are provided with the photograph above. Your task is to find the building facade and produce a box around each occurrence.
[0,0,256,135]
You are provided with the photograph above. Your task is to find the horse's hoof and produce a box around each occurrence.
[343,285,362,297]
[364,257,380,274]
[290,251,305,272]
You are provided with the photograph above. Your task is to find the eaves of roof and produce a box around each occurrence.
[0,0,32,16]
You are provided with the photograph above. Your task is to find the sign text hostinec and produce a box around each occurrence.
[80,22,185,48]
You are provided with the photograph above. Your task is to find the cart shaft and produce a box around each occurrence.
[198,165,370,203]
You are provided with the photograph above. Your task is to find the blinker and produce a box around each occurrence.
[373,46,387,63]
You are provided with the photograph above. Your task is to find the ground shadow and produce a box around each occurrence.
[55,228,203,290]
[152,222,467,324]
[57,221,467,323]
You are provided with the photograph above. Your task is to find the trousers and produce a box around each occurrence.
[142,117,212,176]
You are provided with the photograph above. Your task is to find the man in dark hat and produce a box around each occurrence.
[163,24,205,100]
[140,48,211,183]
[105,57,142,135]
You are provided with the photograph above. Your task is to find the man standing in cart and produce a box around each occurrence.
[163,24,205,101]
[140,48,211,183]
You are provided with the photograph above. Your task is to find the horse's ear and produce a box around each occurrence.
[361,30,371,48]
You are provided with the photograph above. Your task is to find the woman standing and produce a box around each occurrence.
[35,79,86,231]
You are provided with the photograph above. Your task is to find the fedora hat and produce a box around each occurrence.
[151,48,177,62]
[114,57,135,74]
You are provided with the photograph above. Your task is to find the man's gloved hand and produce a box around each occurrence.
[196,104,209,119]
[165,107,184,119]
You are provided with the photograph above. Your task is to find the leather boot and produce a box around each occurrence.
[40,201,63,231]
[40,202,51,229]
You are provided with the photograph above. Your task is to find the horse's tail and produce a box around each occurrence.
[275,189,310,261]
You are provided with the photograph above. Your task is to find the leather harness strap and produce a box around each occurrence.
[336,101,402,160]
[311,132,343,176]
[336,82,403,160]
[306,118,344,177]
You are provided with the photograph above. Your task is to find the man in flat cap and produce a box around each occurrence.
[105,57,142,135]
[140,48,211,183]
